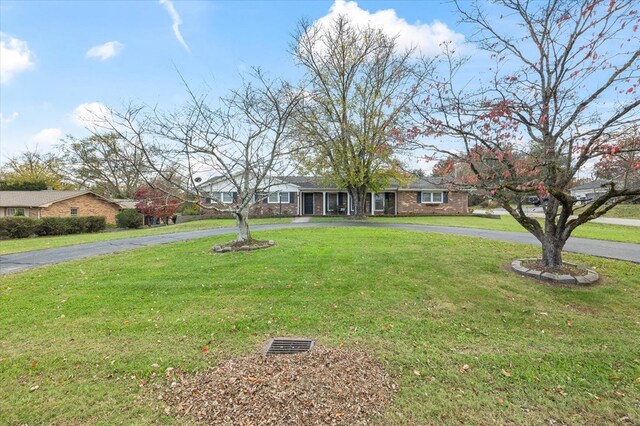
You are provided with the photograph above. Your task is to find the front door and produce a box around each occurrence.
[303,193,314,215]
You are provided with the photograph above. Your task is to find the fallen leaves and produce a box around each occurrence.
[459,364,470,374]
[162,345,392,425]
[501,369,512,377]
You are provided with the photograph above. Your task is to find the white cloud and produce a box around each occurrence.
[86,41,123,60]
[159,0,190,52]
[316,0,465,56]
[0,33,35,84]
[72,102,111,128]
[31,128,63,146]
[0,111,19,127]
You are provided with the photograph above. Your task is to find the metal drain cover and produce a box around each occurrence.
[265,337,315,356]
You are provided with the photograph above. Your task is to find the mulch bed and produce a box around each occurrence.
[520,259,589,276]
[160,345,395,425]
[211,239,275,253]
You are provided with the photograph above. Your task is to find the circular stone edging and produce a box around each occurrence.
[212,240,276,253]
[511,258,599,285]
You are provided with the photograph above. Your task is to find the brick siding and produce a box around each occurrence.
[396,191,468,215]
[39,194,121,224]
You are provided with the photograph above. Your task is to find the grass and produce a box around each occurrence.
[602,204,640,219]
[1,227,638,425]
[311,215,640,244]
[0,217,293,255]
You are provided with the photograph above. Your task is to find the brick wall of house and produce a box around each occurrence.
[40,194,121,224]
[197,194,299,218]
[396,191,468,215]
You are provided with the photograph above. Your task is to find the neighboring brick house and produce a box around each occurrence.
[0,190,123,224]
[199,176,468,217]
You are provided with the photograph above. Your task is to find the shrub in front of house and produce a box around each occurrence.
[116,208,143,229]
[80,216,107,233]
[0,216,107,239]
[0,217,38,239]
[36,216,107,236]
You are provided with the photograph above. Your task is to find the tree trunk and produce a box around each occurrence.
[540,234,565,268]
[349,186,368,219]
[235,209,251,243]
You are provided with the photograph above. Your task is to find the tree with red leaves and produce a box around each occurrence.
[594,125,640,189]
[415,0,640,268]
[134,185,182,225]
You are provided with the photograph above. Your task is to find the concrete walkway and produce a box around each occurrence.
[473,209,640,227]
[1,222,638,275]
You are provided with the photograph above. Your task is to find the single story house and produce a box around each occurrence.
[569,179,612,200]
[0,190,123,224]
[199,176,468,217]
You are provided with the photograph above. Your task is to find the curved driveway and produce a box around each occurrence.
[0,222,638,275]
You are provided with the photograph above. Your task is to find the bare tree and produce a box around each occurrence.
[292,15,432,218]
[60,132,149,199]
[414,0,639,267]
[101,70,303,246]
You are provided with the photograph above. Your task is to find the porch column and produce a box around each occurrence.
[322,191,326,215]
[346,192,351,216]
[395,191,398,216]
[370,192,375,216]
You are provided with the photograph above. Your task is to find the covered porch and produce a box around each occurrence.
[299,191,397,216]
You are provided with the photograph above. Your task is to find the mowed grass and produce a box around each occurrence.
[311,215,640,244]
[0,218,292,255]
[601,204,640,219]
[1,227,638,425]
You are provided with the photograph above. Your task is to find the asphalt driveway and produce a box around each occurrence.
[1,222,638,275]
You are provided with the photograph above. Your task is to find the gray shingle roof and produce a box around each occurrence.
[280,176,452,191]
[571,179,611,191]
[0,190,118,208]
[197,175,454,191]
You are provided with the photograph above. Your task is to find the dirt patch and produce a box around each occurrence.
[211,239,275,253]
[520,259,589,276]
[161,345,394,425]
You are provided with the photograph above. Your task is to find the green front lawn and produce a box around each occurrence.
[0,218,293,255]
[311,215,640,244]
[1,228,638,425]
[602,204,640,219]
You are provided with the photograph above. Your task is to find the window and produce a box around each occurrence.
[420,191,444,203]
[70,208,79,216]
[374,193,385,210]
[268,192,290,203]
[6,208,26,216]
[211,192,233,203]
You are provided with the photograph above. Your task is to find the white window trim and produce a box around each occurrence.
[374,192,385,211]
[420,191,444,204]
[211,192,233,204]
[268,191,290,204]
[7,207,27,216]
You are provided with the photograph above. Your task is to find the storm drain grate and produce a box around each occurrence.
[265,338,315,356]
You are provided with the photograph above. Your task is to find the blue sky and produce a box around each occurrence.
[0,0,466,163]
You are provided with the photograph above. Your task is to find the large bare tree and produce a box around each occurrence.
[101,70,303,245]
[415,0,639,267]
[60,132,148,199]
[292,15,432,218]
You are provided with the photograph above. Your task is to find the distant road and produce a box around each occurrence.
[472,209,640,227]
[1,222,638,275]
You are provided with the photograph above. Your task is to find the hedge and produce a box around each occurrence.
[0,216,107,240]
[0,217,39,239]
[116,209,143,229]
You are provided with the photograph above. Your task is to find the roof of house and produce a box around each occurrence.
[571,179,612,191]
[199,175,455,191]
[0,190,121,208]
